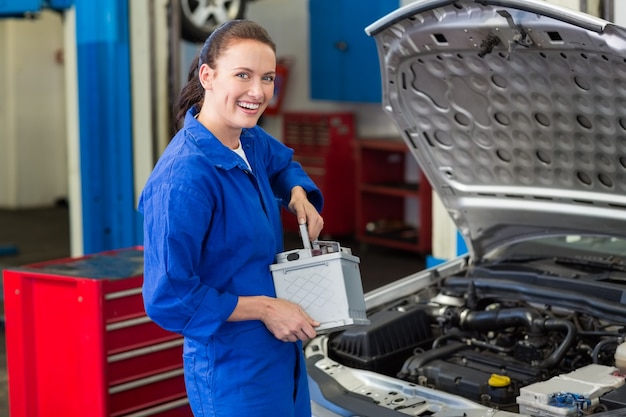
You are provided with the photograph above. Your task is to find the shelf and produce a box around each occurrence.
[359,233,425,253]
[357,138,407,151]
[360,182,420,197]
[355,139,432,254]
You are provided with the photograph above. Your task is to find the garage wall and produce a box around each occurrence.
[0,0,614,234]
[615,2,626,24]
[0,11,67,209]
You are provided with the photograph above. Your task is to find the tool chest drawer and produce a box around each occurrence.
[282,112,356,236]
[2,247,192,417]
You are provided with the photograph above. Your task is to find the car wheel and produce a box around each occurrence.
[180,0,249,43]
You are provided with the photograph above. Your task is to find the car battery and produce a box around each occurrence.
[271,224,370,333]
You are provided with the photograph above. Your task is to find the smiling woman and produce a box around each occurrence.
[139,19,325,417]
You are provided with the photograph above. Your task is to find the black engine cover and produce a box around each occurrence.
[403,347,545,409]
[328,307,434,375]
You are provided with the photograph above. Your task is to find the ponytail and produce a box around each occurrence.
[174,55,204,130]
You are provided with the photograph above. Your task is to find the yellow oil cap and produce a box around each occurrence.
[489,374,511,388]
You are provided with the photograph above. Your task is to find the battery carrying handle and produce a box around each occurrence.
[299,223,340,256]
[299,223,311,249]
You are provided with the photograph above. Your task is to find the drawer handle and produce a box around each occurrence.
[105,287,142,300]
[108,338,184,363]
[106,315,151,331]
[120,397,189,417]
[109,368,184,394]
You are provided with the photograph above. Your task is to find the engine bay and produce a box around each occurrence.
[326,269,626,416]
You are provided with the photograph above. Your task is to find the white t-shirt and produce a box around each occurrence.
[232,141,252,171]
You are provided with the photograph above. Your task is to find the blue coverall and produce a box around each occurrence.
[139,108,323,417]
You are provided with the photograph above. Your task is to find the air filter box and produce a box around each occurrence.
[328,307,433,374]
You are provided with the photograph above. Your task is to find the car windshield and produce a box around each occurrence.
[486,235,626,265]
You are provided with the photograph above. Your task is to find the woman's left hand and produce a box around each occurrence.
[288,186,324,240]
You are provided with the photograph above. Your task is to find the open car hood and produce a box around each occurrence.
[366,0,626,262]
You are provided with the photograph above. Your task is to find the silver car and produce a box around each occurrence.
[306,1,626,416]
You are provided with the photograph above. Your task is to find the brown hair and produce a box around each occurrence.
[174,19,277,129]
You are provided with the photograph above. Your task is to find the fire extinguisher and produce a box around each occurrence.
[264,57,292,116]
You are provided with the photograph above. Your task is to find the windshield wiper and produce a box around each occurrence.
[553,256,626,274]
[488,255,626,280]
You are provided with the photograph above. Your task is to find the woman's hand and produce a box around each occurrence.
[261,297,320,342]
[288,186,324,240]
[230,296,319,342]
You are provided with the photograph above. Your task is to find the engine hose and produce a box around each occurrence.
[460,308,577,369]
[432,331,476,349]
[591,337,619,364]
[540,319,576,368]
[397,341,467,379]
[460,307,544,333]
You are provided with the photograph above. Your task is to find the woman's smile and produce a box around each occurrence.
[237,101,261,111]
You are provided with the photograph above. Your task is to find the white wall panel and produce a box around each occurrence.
[0,11,67,208]
[615,0,626,24]
[130,0,171,207]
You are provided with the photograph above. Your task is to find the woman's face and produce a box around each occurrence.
[200,39,276,131]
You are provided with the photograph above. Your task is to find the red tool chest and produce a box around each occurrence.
[2,247,192,417]
[281,112,356,237]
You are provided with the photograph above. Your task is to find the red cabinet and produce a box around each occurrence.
[2,247,192,417]
[281,112,356,237]
[355,139,432,253]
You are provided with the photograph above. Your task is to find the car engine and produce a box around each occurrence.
[327,270,626,416]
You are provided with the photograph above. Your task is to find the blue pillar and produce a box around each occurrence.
[75,0,141,253]
[426,231,468,268]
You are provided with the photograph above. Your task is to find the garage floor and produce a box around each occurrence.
[0,205,425,415]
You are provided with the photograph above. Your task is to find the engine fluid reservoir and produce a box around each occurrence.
[517,364,624,417]
[615,342,626,373]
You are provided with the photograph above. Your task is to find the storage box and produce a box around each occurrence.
[271,228,369,332]
[2,247,190,417]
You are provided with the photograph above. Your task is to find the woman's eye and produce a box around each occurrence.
[236,73,250,79]
[262,75,275,82]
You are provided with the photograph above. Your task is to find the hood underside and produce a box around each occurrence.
[366,0,626,261]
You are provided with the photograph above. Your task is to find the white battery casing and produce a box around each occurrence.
[270,245,370,333]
